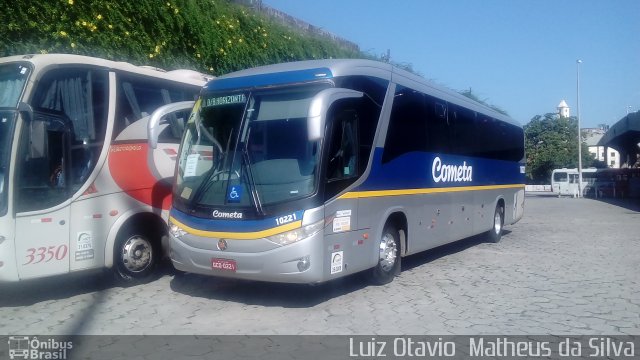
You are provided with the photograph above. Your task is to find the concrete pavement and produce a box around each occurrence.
[0,196,638,336]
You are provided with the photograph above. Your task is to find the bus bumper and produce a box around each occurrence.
[169,231,327,284]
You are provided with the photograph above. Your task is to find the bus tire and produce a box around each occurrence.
[114,227,159,282]
[487,203,504,243]
[370,224,401,285]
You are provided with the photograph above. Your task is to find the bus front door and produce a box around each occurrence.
[14,120,72,279]
[566,174,579,196]
[552,171,569,196]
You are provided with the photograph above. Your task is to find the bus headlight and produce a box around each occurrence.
[169,220,187,239]
[266,219,324,246]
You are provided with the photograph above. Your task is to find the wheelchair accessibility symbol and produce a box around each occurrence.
[227,186,242,203]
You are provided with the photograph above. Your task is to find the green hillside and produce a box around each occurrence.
[1,0,363,75]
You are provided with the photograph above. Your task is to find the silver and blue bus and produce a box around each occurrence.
[152,59,525,284]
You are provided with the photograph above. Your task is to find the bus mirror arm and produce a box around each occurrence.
[307,88,363,141]
[18,101,33,122]
[148,100,195,149]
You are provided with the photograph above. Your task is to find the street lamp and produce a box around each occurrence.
[576,59,583,197]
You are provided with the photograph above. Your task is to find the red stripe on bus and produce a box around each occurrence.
[108,143,172,210]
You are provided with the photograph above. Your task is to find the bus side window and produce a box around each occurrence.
[569,174,578,183]
[327,109,358,180]
[450,104,477,156]
[17,69,108,212]
[333,75,384,173]
[325,100,363,200]
[382,86,428,163]
[324,94,381,200]
[554,172,567,182]
[16,118,70,212]
[113,74,199,141]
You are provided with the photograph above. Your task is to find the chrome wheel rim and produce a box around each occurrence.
[494,209,502,234]
[121,235,153,273]
[378,232,397,272]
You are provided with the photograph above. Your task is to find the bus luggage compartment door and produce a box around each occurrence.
[15,205,70,279]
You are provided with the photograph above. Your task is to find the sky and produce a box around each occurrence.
[263,0,640,128]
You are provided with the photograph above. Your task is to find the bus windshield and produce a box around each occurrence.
[175,86,326,210]
[0,62,30,107]
[0,63,29,213]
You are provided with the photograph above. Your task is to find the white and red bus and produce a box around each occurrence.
[0,54,209,282]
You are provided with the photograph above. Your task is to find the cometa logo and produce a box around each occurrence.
[432,156,473,183]
[212,210,243,219]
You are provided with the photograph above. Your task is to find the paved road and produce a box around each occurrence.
[1,196,638,336]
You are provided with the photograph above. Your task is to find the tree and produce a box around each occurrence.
[0,0,363,75]
[524,113,594,183]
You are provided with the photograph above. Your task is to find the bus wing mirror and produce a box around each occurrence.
[148,101,195,149]
[308,88,363,141]
[18,101,33,122]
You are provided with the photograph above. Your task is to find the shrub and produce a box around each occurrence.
[1,0,363,75]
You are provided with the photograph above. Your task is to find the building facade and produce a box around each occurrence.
[556,100,620,168]
[584,127,620,168]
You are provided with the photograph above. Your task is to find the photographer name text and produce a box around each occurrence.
[349,337,635,358]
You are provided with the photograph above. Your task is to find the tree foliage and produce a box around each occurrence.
[1,1,512,114]
[0,0,362,75]
[524,113,595,183]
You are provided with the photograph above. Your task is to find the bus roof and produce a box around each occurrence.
[206,59,519,126]
[0,53,212,86]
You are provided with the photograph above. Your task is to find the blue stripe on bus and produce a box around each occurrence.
[170,149,524,232]
[357,148,525,191]
[170,207,305,233]
[204,68,334,91]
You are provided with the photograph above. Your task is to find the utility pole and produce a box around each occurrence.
[576,59,583,198]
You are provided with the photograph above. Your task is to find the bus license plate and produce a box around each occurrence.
[212,258,237,272]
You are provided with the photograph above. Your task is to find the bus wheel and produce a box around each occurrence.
[370,224,401,285]
[487,203,504,243]
[115,229,158,282]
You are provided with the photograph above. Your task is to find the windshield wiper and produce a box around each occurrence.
[189,115,239,206]
[188,160,224,206]
[241,127,264,215]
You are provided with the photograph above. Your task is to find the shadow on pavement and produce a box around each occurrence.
[401,230,510,272]
[169,270,370,308]
[527,191,640,213]
[169,231,508,307]
[0,230,513,308]
[587,196,640,213]
[0,262,175,307]
[0,270,112,307]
